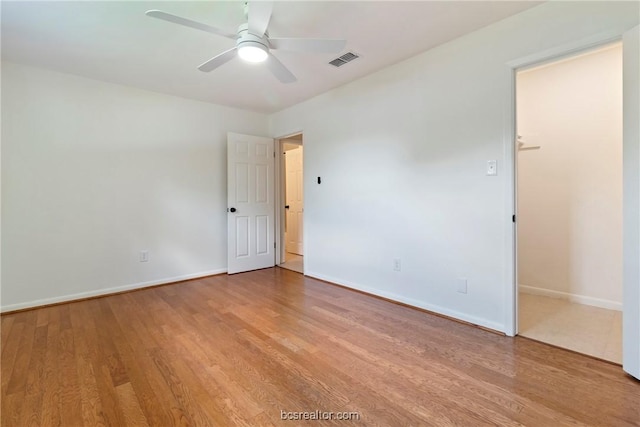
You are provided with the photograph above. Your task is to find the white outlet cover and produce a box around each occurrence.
[486,160,497,176]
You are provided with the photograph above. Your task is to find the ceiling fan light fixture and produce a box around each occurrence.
[146,2,345,83]
[238,41,268,63]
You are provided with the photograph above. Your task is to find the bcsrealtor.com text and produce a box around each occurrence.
[281,410,361,421]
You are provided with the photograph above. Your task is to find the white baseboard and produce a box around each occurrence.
[305,270,505,333]
[0,268,227,313]
[519,284,622,311]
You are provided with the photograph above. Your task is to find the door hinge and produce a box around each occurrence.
[512,215,516,223]
[273,151,276,158]
[274,242,276,248]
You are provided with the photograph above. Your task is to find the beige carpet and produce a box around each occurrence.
[519,292,622,363]
[279,252,303,274]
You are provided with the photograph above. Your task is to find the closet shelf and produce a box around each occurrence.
[517,137,541,151]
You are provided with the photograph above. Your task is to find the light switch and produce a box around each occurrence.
[486,160,497,176]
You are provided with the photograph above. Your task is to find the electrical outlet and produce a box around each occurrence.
[140,250,150,263]
[393,259,401,272]
[486,160,497,176]
[457,278,467,294]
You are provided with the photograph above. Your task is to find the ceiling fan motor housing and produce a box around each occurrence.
[236,23,269,52]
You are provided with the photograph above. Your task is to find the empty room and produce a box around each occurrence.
[1,1,639,426]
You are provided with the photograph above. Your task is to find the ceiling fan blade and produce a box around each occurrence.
[198,47,238,72]
[145,10,236,39]
[267,53,296,84]
[247,1,273,37]
[269,38,346,54]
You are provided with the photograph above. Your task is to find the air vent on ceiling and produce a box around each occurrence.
[329,52,360,67]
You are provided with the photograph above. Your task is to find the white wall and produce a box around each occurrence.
[622,24,640,379]
[1,62,269,311]
[517,45,623,310]
[270,1,639,332]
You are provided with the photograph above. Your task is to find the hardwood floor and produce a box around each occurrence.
[2,268,639,426]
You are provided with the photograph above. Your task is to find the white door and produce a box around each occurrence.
[623,25,640,380]
[227,132,275,274]
[285,146,304,255]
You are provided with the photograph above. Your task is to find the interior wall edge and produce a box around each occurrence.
[0,268,227,313]
[519,284,623,312]
[306,270,506,333]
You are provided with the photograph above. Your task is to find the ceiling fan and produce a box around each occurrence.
[146,1,347,83]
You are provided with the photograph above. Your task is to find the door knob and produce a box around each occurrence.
[229,207,237,213]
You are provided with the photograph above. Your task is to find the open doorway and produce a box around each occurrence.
[516,43,623,363]
[278,133,304,274]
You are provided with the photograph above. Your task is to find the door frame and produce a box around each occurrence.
[274,131,304,266]
[503,30,627,337]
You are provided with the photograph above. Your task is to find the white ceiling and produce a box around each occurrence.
[1,1,541,113]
